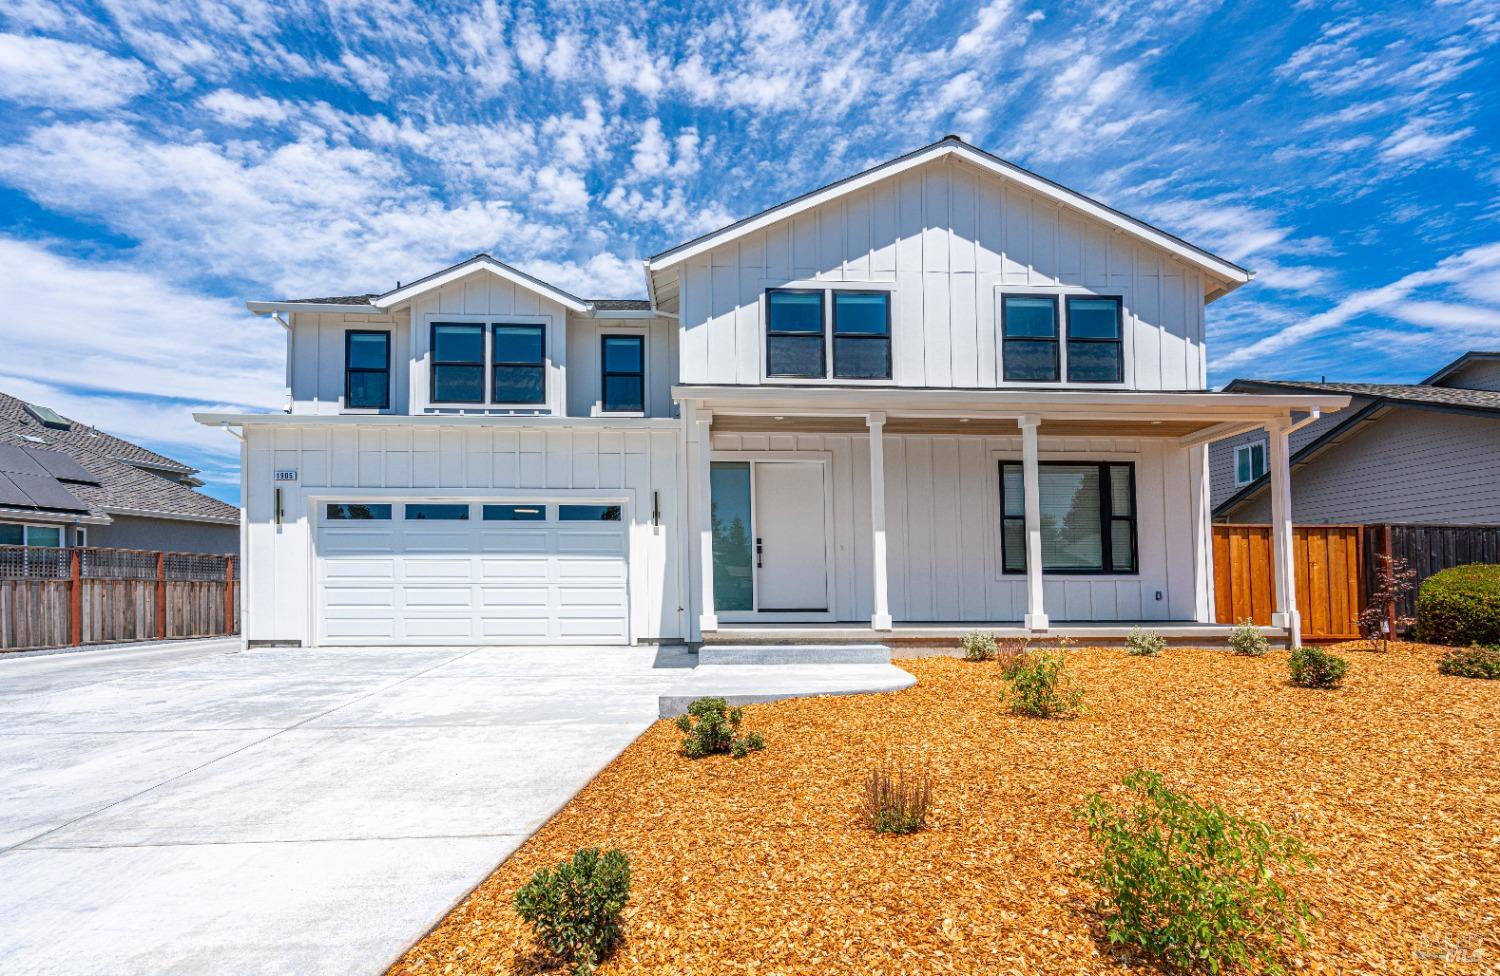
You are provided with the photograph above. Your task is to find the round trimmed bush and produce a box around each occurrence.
[1415,564,1500,647]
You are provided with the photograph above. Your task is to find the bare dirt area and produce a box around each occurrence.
[390,642,1498,976]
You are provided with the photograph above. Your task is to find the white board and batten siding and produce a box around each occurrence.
[242,423,684,646]
[289,310,412,414]
[679,156,1207,391]
[710,431,1211,624]
[565,315,679,419]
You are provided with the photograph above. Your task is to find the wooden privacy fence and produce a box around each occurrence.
[0,545,239,652]
[1372,523,1500,621]
[1213,525,1365,640]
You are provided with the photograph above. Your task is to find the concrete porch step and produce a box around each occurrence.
[658,662,915,717]
[696,643,891,666]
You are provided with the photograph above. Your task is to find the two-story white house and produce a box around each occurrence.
[198,137,1347,649]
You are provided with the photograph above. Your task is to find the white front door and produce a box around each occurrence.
[752,462,829,612]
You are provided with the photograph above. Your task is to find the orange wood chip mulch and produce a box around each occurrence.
[390,642,1498,976]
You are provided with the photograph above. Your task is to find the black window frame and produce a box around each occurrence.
[344,330,391,410]
[1064,294,1124,384]
[599,334,646,413]
[429,322,486,404]
[491,323,547,406]
[1001,294,1061,383]
[831,290,892,380]
[999,461,1138,575]
[765,288,827,379]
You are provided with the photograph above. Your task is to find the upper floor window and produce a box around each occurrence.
[601,334,645,412]
[766,289,825,378]
[832,291,891,379]
[344,331,390,409]
[1235,441,1267,486]
[1002,295,1059,382]
[1065,296,1123,383]
[431,323,485,403]
[492,324,546,405]
[1000,462,1137,574]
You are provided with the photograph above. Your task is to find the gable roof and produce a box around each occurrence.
[644,136,1253,298]
[1420,350,1500,386]
[0,391,238,526]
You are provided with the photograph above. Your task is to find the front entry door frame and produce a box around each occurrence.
[710,451,836,623]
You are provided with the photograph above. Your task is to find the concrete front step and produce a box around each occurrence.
[697,643,891,666]
[658,663,915,717]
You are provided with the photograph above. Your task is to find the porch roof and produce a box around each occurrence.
[673,385,1351,443]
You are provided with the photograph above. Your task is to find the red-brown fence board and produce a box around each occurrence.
[1212,524,1365,640]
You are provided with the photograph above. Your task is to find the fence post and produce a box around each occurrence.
[224,556,235,636]
[1383,524,1397,637]
[69,548,82,646]
[155,552,167,641]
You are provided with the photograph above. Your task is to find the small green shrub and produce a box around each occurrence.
[1077,770,1315,975]
[1288,646,1348,688]
[513,847,631,975]
[1229,619,1270,657]
[674,697,765,759]
[862,763,933,834]
[1125,627,1166,657]
[1437,644,1500,679]
[1001,650,1083,718]
[961,630,998,661]
[1416,564,1500,647]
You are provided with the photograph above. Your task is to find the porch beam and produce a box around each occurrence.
[1267,416,1300,647]
[1019,414,1049,631]
[694,407,717,636]
[1178,420,1265,448]
[867,412,892,631]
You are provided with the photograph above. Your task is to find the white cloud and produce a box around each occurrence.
[0,33,151,109]
[1379,117,1474,161]
[198,89,290,126]
[952,0,1014,58]
[533,164,589,213]
[626,118,700,182]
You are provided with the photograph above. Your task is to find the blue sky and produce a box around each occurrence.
[0,0,1496,504]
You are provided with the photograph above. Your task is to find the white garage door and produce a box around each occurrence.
[316,501,629,645]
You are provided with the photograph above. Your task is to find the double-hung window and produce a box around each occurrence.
[600,335,645,412]
[1235,441,1267,486]
[344,331,390,409]
[492,324,546,404]
[1065,296,1123,383]
[766,290,825,377]
[1002,295,1060,382]
[1000,462,1137,574]
[832,291,891,379]
[430,324,485,403]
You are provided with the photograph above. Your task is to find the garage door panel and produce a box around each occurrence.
[323,617,398,640]
[477,530,551,553]
[558,618,629,640]
[478,557,550,580]
[555,531,625,556]
[319,533,397,556]
[402,616,476,639]
[479,586,550,609]
[477,617,553,639]
[401,586,475,608]
[322,586,397,608]
[555,559,627,582]
[556,588,628,608]
[402,557,474,581]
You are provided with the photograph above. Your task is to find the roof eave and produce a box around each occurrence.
[247,300,383,315]
[370,254,591,313]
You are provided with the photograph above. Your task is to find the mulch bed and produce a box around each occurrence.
[389,642,1498,975]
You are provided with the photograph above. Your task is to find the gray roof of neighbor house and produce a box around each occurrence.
[0,391,238,526]
[1226,379,1500,414]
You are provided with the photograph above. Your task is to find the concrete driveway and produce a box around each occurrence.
[0,639,692,976]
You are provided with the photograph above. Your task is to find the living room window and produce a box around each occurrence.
[1235,441,1267,486]
[344,331,390,409]
[1000,462,1137,574]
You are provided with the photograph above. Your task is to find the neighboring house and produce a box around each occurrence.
[199,137,1344,648]
[1212,351,1500,524]
[0,391,238,553]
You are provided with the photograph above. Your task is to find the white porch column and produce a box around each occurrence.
[867,412,892,631]
[1267,416,1300,647]
[695,408,717,635]
[1019,414,1049,631]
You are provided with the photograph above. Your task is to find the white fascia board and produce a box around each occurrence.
[246,301,384,315]
[647,141,1251,294]
[0,506,112,526]
[370,256,590,313]
[672,385,1349,419]
[193,411,681,431]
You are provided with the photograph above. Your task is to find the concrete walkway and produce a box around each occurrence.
[0,639,913,976]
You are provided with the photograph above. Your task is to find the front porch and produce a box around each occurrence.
[678,385,1350,649]
[703,621,1289,649]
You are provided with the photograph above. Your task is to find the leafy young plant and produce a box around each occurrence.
[1001,649,1083,718]
[1229,619,1270,657]
[862,763,933,835]
[1437,644,1500,679]
[1288,646,1349,689]
[674,697,765,759]
[513,847,632,976]
[1358,553,1417,652]
[1125,627,1166,657]
[961,630,998,661]
[1076,770,1316,975]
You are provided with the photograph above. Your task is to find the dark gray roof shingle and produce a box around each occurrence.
[1231,379,1500,412]
[589,299,653,310]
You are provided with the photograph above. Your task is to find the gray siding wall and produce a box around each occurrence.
[1226,408,1500,524]
[1208,402,1366,511]
[1435,359,1500,391]
[88,515,239,554]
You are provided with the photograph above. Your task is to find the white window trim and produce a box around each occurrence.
[0,522,66,547]
[759,279,895,386]
[1234,440,1268,487]
[994,285,1131,390]
[420,313,557,414]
